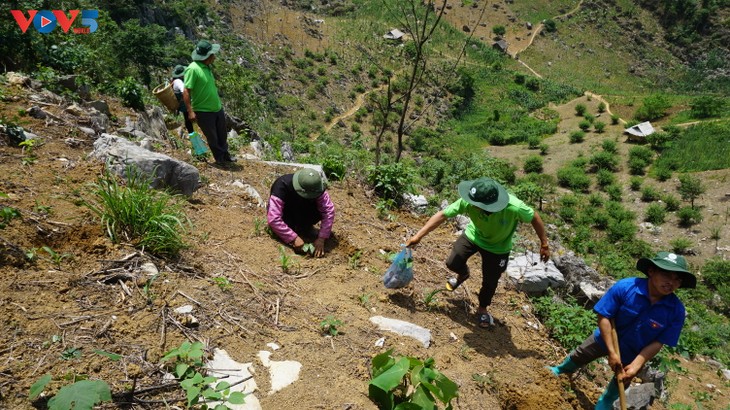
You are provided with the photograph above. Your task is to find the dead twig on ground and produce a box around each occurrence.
[176,290,202,306]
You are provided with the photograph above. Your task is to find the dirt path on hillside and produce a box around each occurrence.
[508,0,585,58]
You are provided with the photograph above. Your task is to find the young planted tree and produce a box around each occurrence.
[678,174,705,208]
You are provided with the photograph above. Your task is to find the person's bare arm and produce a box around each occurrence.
[406,211,447,247]
[623,341,662,382]
[597,314,622,372]
[183,88,196,122]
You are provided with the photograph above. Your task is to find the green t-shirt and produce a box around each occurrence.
[442,195,534,253]
[183,61,222,112]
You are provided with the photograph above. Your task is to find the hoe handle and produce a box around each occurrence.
[610,319,628,410]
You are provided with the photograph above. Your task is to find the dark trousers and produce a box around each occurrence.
[195,109,229,162]
[569,333,609,366]
[445,233,510,308]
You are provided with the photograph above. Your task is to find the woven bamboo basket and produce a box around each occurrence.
[153,82,179,113]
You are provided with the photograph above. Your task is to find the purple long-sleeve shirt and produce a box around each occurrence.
[266,174,335,244]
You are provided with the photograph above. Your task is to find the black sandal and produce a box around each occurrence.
[477,313,494,328]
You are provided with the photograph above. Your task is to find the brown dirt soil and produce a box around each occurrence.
[2,81,728,410]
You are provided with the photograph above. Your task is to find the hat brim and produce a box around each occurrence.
[293,170,324,199]
[457,179,509,213]
[191,43,220,61]
[636,257,697,289]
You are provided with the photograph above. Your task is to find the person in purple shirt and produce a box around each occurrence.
[267,169,335,257]
[548,251,696,409]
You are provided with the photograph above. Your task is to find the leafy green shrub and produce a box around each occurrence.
[702,258,730,290]
[646,131,674,150]
[678,174,705,208]
[367,163,414,205]
[556,167,591,192]
[602,139,618,154]
[606,202,636,223]
[369,349,458,410]
[628,157,648,175]
[641,186,660,202]
[630,176,643,191]
[594,121,606,133]
[589,151,620,172]
[587,193,605,208]
[569,131,585,143]
[677,206,703,227]
[578,120,591,131]
[634,94,671,121]
[605,184,623,202]
[115,77,144,111]
[527,135,541,149]
[595,169,616,188]
[652,165,672,181]
[584,113,595,123]
[575,103,587,116]
[523,155,543,173]
[607,219,637,242]
[591,209,611,230]
[533,292,596,349]
[598,102,606,113]
[690,95,726,119]
[629,146,655,164]
[611,114,620,125]
[322,156,346,181]
[645,203,667,225]
[661,194,681,211]
[83,168,188,257]
[544,18,557,32]
[670,237,694,254]
[539,143,549,155]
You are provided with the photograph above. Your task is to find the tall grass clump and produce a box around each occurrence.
[533,292,596,349]
[84,168,188,257]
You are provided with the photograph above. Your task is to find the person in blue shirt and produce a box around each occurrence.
[548,251,696,410]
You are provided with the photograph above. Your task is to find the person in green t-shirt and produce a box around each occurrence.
[406,178,550,328]
[182,40,235,166]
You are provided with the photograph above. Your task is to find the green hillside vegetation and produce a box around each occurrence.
[2,0,730,406]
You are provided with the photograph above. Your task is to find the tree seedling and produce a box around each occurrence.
[422,288,444,310]
[301,243,315,256]
[320,315,343,336]
[42,246,72,268]
[368,349,458,409]
[252,216,265,237]
[161,341,246,408]
[213,276,232,291]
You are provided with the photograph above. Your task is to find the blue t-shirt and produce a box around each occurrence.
[592,277,685,365]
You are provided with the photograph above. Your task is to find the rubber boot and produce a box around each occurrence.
[548,356,579,376]
[594,378,619,410]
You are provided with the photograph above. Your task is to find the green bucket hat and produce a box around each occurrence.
[293,169,325,199]
[457,178,509,213]
[191,40,220,61]
[636,251,696,289]
[171,64,186,79]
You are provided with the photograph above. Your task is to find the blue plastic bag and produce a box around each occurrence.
[383,246,413,289]
[188,131,210,157]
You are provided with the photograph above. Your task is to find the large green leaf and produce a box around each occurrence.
[370,357,409,391]
[420,372,459,403]
[371,349,396,378]
[228,391,246,404]
[368,384,394,409]
[47,380,111,410]
[410,385,436,410]
[29,374,52,400]
[393,402,423,410]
